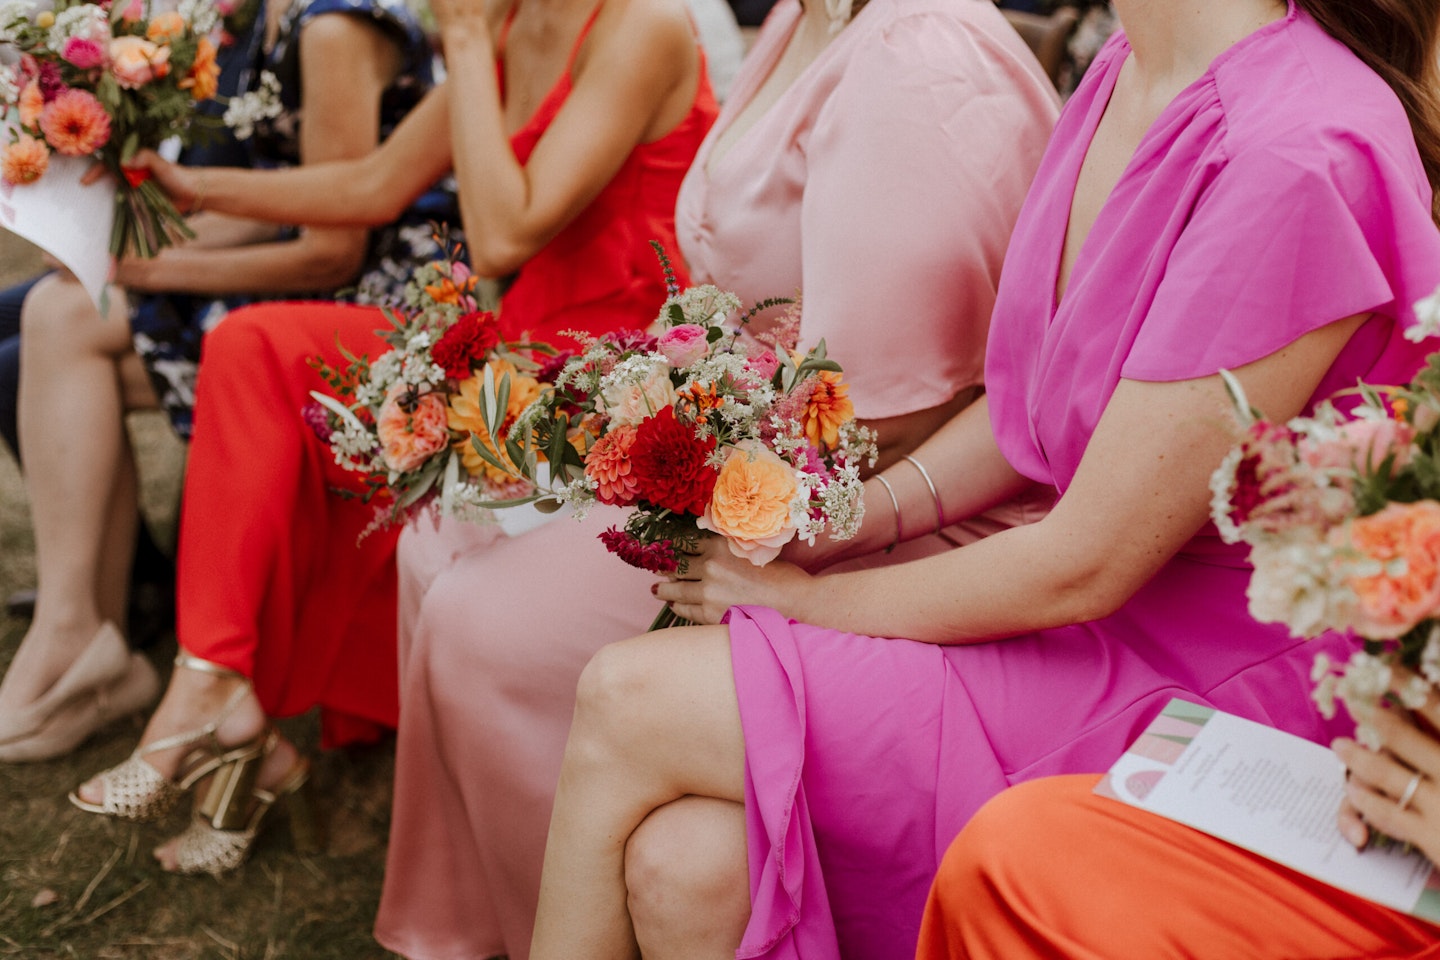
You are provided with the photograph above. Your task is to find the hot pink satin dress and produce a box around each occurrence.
[374,1,1056,956]
[723,5,1440,957]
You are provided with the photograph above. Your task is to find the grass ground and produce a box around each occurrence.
[0,234,402,959]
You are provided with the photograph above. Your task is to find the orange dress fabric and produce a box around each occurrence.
[174,5,715,747]
[916,774,1440,960]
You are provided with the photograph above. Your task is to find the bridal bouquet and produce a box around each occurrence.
[1209,285,1440,746]
[489,248,876,626]
[0,0,222,256]
[306,235,554,529]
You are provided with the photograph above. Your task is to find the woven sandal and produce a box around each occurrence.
[169,743,318,876]
[67,653,263,822]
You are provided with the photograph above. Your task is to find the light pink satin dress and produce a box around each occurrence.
[373,1,1056,956]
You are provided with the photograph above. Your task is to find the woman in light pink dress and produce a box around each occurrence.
[375,1,1057,957]
[524,0,1440,957]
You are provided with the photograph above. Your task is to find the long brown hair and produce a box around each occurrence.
[1296,0,1440,224]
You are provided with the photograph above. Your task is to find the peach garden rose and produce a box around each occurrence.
[698,440,800,565]
[377,384,449,474]
[1333,500,1440,639]
[109,36,170,89]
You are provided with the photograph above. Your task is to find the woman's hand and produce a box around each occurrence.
[118,150,204,213]
[1333,671,1440,865]
[654,536,813,625]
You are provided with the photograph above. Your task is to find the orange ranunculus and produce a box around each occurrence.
[1,134,49,185]
[447,360,542,482]
[698,440,799,565]
[146,11,187,41]
[1336,500,1440,638]
[17,80,43,128]
[180,36,220,100]
[376,384,449,474]
[424,263,479,305]
[803,369,853,452]
[38,89,111,156]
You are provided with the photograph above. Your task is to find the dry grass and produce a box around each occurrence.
[0,233,401,959]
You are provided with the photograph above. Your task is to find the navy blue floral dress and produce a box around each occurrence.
[131,0,459,437]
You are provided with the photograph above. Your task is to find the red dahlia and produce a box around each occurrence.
[431,311,500,380]
[628,406,718,516]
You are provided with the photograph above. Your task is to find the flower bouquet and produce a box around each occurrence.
[0,0,222,257]
[490,246,876,628]
[1209,285,1440,747]
[306,234,556,531]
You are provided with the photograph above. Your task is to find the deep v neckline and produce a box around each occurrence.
[1047,0,1297,319]
[496,0,605,145]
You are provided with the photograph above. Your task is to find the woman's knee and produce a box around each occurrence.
[19,274,131,355]
[625,797,749,952]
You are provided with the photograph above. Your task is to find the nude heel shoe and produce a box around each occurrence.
[0,653,161,763]
[68,653,265,821]
[0,621,131,748]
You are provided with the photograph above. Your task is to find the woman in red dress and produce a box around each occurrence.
[68,0,717,877]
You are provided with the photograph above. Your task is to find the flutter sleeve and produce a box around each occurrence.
[1121,128,1440,383]
[798,7,1057,419]
[295,0,433,76]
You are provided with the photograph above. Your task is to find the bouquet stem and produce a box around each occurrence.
[648,604,693,632]
[110,175,197,259]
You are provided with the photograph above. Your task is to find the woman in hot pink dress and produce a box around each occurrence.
[377,1,1057,957]
[523,0,1440,957]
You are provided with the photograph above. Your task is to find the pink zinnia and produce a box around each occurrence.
[38,89,111,156]
[61,37,108,70]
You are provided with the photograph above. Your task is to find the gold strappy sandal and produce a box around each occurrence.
[168,734,319,876]
[68,653,265,822]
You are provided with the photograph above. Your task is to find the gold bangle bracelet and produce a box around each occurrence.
[874,473,901,554]
[903,453,945,536]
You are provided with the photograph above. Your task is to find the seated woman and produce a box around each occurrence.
[0,0,451,763]
[519,0,1440,956]
[916,690,1440,958]
[375,0,1057,957]
[68,0,718,877]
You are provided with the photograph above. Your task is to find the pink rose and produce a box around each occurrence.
[109,36,170,89]
[656,324,710,368]
[61,37,108,70]
[377,384,449,473]
[1300,418,1414,475]
[743,345,779,382]
[116,0,144,23]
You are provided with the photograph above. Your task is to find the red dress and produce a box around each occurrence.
[175,7,716,746]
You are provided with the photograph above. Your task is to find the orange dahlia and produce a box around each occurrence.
[584,423,640,506]
[1,135,49,185]
[38,89,111,156]
[802,370,853,451]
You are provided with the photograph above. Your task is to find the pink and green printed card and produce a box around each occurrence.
[1098,698,1440,922]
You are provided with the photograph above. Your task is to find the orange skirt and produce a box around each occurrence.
[175,302,399,747]
[917,774,1440,960]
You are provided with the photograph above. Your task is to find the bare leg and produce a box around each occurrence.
[529,626,748,959]
[0,276,152,713]
[626,796,750,958]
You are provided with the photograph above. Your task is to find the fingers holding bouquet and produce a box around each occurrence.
[1333,669,1440,863]
[655,536,810,626]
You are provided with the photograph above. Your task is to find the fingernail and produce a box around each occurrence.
[1341,819,1367,848]
[650,583,658,595]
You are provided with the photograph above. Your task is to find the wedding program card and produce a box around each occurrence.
[1098,698,1440,922]
[0,129,114,309]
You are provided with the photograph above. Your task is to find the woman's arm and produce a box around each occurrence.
[660,313,1369,638]
[117,12,402,295]
[138,0,701,278]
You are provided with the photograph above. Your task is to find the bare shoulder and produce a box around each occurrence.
[297,7,403,55]
[585,0,696,74]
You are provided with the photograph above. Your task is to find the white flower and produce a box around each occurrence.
[596,354,676,427]
[1406,284,1440,343]
[177,0,219,37]
[48,4,107,48]
[1244,535,1348,638]
[223,71,283,140]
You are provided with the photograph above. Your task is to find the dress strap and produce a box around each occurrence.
[497,0,520,62]
[564,0,606,73]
